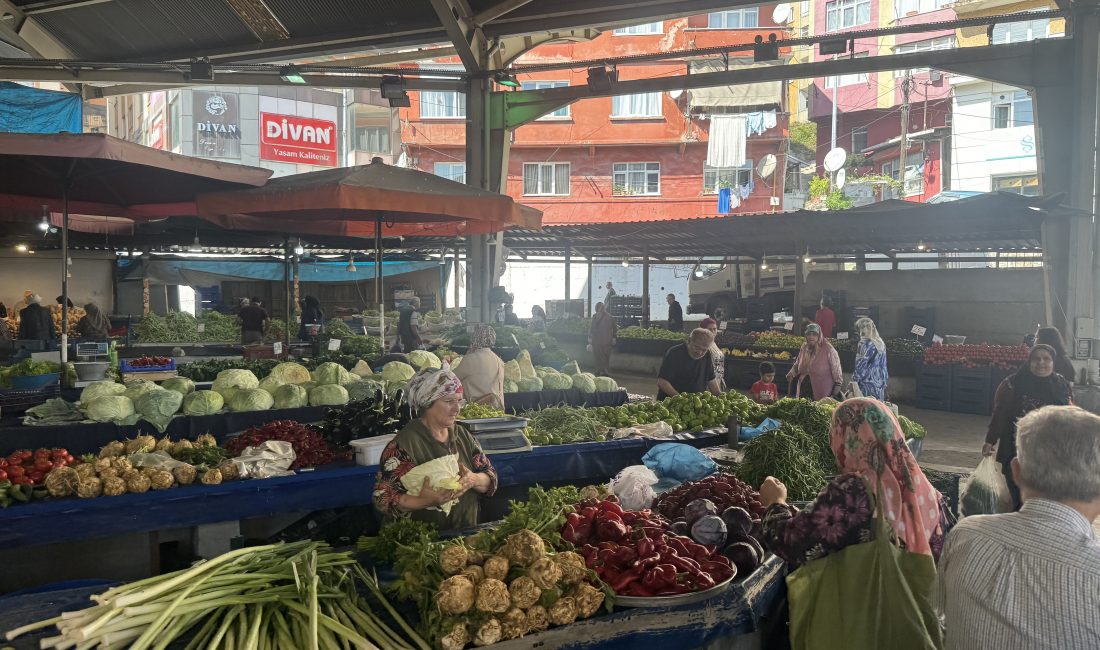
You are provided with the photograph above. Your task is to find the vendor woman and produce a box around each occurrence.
[374,367,498,530]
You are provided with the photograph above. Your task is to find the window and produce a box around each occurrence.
[703,162,753,194]
[993,174,1040,196]
[434,162,466,183]
[355,126,389,152]
[825,0,870,31]
[851,126,867,154]
[420,90,466,118]
[613,22,662,35]
[521,81,570,118]
[523,162,570,195]
[992,17,1050,43]
[801,1,809,16]
[694,263,726,279]
[613,162,660,195]
[898,0,950,15]
[611,93,662,118]
[992,90,1033,128]
[894,36,954,76]
[707,9,759,28]
[883,152,924,196]
[824,52,869,88]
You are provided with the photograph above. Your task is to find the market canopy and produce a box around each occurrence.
[122,258,439,285]
[404,192,1075,260]
[195,158,542,237]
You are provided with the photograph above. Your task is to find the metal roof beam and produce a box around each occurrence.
[222,0,291,42]
[430,0,486,72]
[481,0,764,37]
[21,0,112,14]
[475,0,537,25]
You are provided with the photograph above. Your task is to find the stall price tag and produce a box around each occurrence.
[328,338,341,351]
[932,334,944,344]
[196,323,205,333]
[783,322,794,331]
[837,332,849,340]
[539,342,546,349]
[272,342,283,355]
[911,325,927,337]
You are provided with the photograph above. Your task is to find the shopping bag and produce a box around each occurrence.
[786,484,943,650]
[959,456,1013,517]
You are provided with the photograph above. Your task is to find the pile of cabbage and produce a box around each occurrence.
[499,352,618,394]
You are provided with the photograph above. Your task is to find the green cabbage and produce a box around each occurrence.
[350,360,373,378]
[309,384,350,406]
[381,361,416,382]
[272,384,309,409]
[80,380,125,404]
[385,380,407,398]
[516,377,544,392]
[227,388,274,412]
[160,377,195,396]
[542,372,573,390]
[123,380,163,403]
[560,361,581,376]
[183,390,224,416]
[258,375,285,395]
[450,355,463,370]
[503,379,519,393]
[407,350,442,371]
[269,362,312,385]
[594,376,618,393]
[310,362,347,386]
[212,369,259,398]
[516,350,537,379]
[504,359,522,382]
[135,389,184,433]
[347,380,385,403]
[85,395,137,423]
[571,373,596,393]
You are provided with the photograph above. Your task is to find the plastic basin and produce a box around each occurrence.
[10,373,60,391]
[351,435,397,466]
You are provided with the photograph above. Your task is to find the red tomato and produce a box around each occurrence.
[7,466,25,477]
[19,450,32,460]
[64,455,74,464]
[0,470,9,481]
[27,471,43,483]
[7,454,21,466]
[34,459,53,472]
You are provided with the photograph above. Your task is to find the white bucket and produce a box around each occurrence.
[351,435,397,466]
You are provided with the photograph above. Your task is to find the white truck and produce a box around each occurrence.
[687,261,798,320]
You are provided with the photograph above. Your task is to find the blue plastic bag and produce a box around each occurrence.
[641,443,717,482]
[740,417,782,441]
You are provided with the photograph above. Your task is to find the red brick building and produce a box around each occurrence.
[400,10,793,225]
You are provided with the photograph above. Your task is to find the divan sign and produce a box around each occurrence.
[259,112,338,167]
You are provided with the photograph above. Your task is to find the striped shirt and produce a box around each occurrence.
[939,499,1100,650]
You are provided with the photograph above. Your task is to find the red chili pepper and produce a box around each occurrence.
[642,564,677,591]
[637,536,654,558]
[625,582,656,597]
[663,554,702,574]
[610,568,642,592]
[599,499,624,516]
[596,518,628,543]
[610,546,637,568]
[686,571,716,591]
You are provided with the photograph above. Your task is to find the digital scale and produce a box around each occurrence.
[73,342,110,387]
[459,416,532,455]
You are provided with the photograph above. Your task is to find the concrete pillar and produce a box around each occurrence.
[564,244,572,301]
[587,260,594,314]
[465,71,492,323]
[794,246,805,335]
[642,250,651,327]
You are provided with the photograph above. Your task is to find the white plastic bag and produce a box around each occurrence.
[960,457,1013,516]
[608,465,659,511]
[611,421,675,440]
[234,440,296,479]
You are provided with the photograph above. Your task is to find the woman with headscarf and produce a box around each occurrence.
[701,317,726,391]
[760,398,950,568]
[76,302,111,340]
[453,324,506,410]
[374,367,498,530]
[984,343,1073,510]
[589,302,618,377]
[1034,326,1075,383]
[786,323,842,401]
[851,316,889,400]
[298,296,324,340]
[18,294,54,343]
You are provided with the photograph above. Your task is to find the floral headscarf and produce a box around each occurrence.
[469,324,496,352]
[830,398,943,555]
[406,367,464,412]
[795,323,832,376]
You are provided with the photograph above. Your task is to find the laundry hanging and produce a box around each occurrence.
[763,109,777,130]
[706,115,747,168]
[718,187,732,214]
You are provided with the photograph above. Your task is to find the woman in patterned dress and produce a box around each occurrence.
[759,398,950,568]
[373,367,498,530]
[786,323,843,401]
[852,316,889,400]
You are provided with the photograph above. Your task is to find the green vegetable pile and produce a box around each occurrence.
[617,326,685,341]
[766,398,837,473]
[547,318,591,336]
[316,392,410,445]
[0,359,61,388]
[458,403,504,420]
[898,414,927,440]
[357,517,439,566]
[523,407,608,445]
[177,359,281,382]
[737,422,830,501]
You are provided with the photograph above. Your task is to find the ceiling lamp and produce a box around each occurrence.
[493,70,520,88]
[15,243,28,252]
[280,64,307,84]
[380,75,410,108]
[803,247,812,264]
[294,238,305,256]
[347,254,357,273]
[917,240,927,251]
[188,232,202,253]
[621,259,629,268]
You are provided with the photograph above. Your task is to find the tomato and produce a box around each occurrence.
[7,454,21,466]
[27,471,44,483]
[0,470,8,481]
[10,477,29,485]
[7,466,24,477]
[33,459,53,472]
[20,450,32,460]
[64,455,74,464]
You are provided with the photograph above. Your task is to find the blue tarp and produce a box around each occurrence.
[0,82,82,134]
[126,259,438,284]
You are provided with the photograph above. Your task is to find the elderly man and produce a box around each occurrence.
[940,405,1100,650]
[656,328,721,400]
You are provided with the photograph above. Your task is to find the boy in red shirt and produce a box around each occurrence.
[751,362,779,404]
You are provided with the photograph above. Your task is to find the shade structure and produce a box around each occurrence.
[195,158,541,230]
[0,132,273,360]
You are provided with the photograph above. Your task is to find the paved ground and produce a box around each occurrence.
[610,371,985,473]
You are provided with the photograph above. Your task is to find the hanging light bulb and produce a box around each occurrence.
[802,247,812,264]
[38,216,50,233]
[346,253,357,273]
[294,238,305,256]
[917,240,927,251]
[760,251,768,271]
[188,231,202,253]
[621,259,629,268]
[15,243,28,252]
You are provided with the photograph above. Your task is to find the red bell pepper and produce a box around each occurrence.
[610,568,642,592]
[662,553,702,574]
[597,518,628,543]
[641,564,677,591]
[637,536,655,558]
[599,499,624,516]
[610,546,637,568]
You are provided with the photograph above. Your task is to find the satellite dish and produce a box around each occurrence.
[835,168,847,189]
[669,89,683,99]
[757,154,777,179]
[772,4,793,24]
[823,147,848,173]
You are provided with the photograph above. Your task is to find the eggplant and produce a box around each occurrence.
[722,542,760,580]
[727,532,765,560]
[670,520,691,536]
[720,506,754,537]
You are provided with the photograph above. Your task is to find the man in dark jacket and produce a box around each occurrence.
[19,295,55,343]
[666,293,684,332]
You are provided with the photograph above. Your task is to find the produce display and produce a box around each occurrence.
[458,403,505,420]
[6,541,428,650]
[921,342,1029,369]
[124,354,173,368]
[317,392,410,445]
[750,332,806,350]
[135,311,289,343]
[737,422,829,502]
[616,327,685,341]
[725,348,792,360]
[547,318,591,336]
[0,359,61,388]
[833,337,925,358]
[225,420,346,469]
[0,447,75,487]
[524,407,608,445]
[653,474,766,523]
